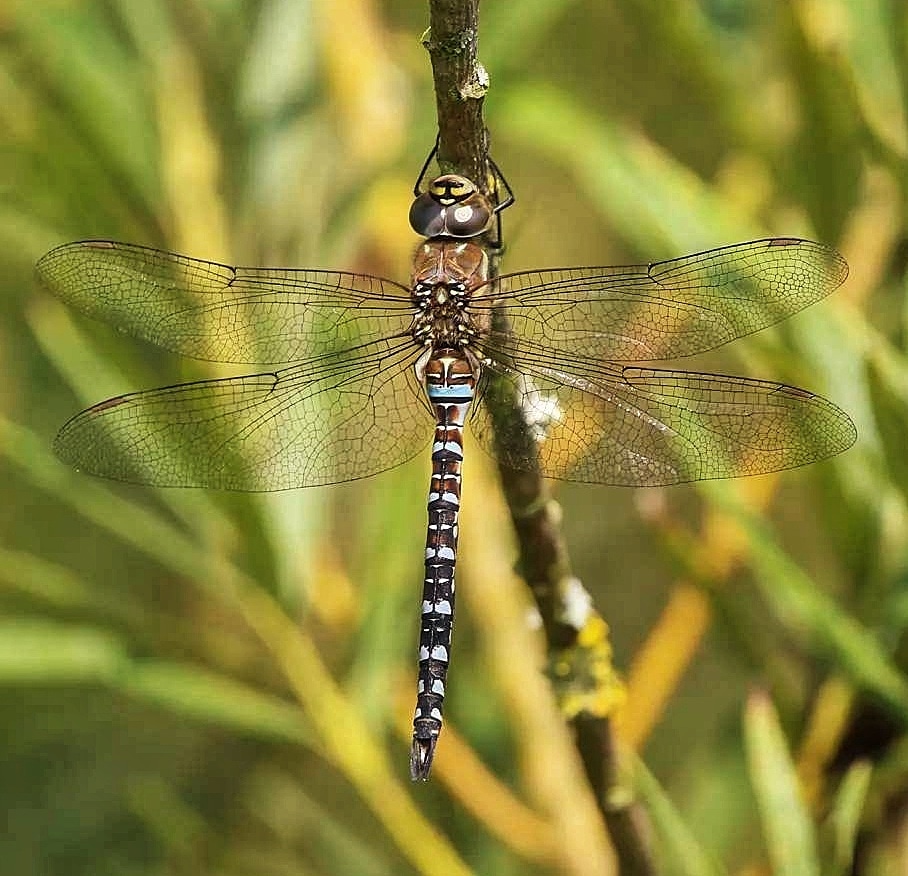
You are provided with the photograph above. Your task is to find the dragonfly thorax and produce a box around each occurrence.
[410,241,490,349]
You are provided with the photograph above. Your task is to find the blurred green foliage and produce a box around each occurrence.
[1,0,907,873]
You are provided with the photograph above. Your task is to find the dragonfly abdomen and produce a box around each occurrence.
[410,349,478,780]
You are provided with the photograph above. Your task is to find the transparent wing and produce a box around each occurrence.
[54,339,430,490]
[471,362,856,486]
[473,238,847,361]
[36,240,413,364]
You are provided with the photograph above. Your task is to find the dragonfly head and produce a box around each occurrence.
[409,174,494,239]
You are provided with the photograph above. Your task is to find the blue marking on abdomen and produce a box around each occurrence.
[427,385,475,400]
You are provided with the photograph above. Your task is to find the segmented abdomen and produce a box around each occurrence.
[410,349,477,780]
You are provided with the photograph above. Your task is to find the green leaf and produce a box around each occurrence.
[0,618,127,682]
[497,82,759,255]
[866,355,908,505]
[0,546,98,610]
[703,482,908,722]
[634,756,727,876]
[0,415,210,581]
[122,662,316,747]
[745,691,819,876]
[779,5,863,240]
[821,760,872,876]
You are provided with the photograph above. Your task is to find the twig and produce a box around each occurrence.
[424,0,490,188]
[423,2,656,873]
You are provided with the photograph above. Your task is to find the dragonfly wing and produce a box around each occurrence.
[54,339,430,490]
[476,238,847,361]
[471,362,856,486]
[36,240,413,364]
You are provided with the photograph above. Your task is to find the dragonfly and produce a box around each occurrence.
[36,159,856,780]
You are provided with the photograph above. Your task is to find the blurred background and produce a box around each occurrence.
[1,0,906,873]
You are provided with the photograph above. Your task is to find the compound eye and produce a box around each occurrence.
[409,193,446,237]
[411,176,494,238]
[444,195,492,237]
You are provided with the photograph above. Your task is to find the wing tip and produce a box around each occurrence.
[764,236,849,288]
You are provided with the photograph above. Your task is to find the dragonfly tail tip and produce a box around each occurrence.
[409,735,438,781]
